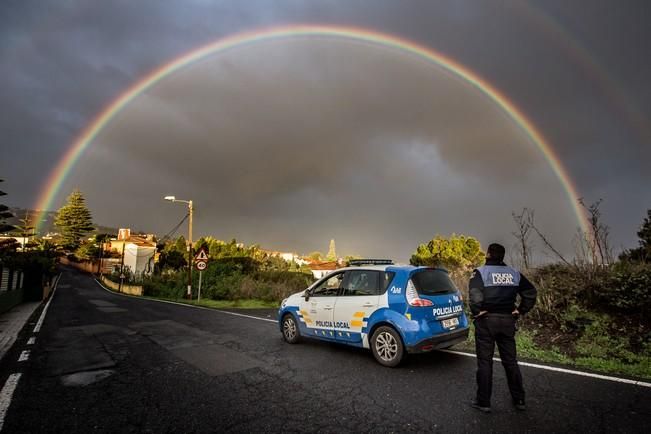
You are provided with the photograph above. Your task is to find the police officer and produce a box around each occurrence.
[469,243,537,413]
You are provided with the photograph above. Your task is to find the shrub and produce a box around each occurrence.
[599,261,651,315]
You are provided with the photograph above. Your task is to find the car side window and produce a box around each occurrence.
[342,270,380,296]
[311,272,344,296]
[383,272,396,292]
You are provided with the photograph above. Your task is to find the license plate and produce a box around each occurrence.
[441,317,459,329]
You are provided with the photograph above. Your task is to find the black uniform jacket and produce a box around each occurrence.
[468,259,537,316]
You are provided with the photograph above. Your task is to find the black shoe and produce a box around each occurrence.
[513,399,526,411]
[471,400,491,413]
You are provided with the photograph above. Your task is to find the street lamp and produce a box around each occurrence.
[164,195,193,298]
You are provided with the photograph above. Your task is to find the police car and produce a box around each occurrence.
[278,260,469,367]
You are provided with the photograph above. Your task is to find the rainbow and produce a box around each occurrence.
[33,24,588,233]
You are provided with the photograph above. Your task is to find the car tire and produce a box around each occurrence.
[370,326,404,367]
[282,314,301,344]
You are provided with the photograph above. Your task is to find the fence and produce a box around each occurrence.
[0,266,24,314]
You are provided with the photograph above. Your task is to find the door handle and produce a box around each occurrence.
[323,305,334,310]
[362,303,373,307]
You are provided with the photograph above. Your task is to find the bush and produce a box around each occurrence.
[599,261,651,315]
[529,262,651,319]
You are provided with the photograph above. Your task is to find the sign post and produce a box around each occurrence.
[194,247,209,301]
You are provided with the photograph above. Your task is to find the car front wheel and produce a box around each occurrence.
[370,326,404,367]
[282,314,301,344]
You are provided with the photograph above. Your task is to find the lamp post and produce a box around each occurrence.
[164,195,193,299]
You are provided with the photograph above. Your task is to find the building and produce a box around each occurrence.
[107,228,157,276]
[307,261,339,279]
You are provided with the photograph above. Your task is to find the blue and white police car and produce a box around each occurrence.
[278,260,469,367]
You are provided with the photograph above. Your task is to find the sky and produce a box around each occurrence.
[1,0,650,262]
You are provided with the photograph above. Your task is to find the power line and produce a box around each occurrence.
[159,213,189,244]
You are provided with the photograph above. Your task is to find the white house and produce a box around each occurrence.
[307,261,338,279]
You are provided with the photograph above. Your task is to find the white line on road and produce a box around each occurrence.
[94,278,651,388]
[33,273,61,334]
[439,349,651,388]
[26,337,35,346]
[17,351,30,362]
[0,373,22,432]
[94,279,277,323]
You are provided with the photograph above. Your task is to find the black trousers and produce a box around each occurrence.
[474,314,525,406]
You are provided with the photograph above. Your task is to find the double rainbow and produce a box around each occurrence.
[33,24,587,233]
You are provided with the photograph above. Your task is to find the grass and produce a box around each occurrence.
[145,296,279,309]
[100,280,279,309]
[456,321,651,380]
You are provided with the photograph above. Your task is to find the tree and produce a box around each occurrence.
[327,239,337,261]
[0,179,15,233]
[75,242,99,261]
[158,250,187,271]
[620,209,651,262]
[307,251,323,261]
[512,208,534,269]
[54,190,94,249]
[579,198,612,265]
[410,234,485,274]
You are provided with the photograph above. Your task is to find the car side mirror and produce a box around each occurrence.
[304,290,310,301]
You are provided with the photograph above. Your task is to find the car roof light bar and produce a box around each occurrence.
[348,259,394,266]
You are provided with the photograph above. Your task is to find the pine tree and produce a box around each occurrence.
[637,210,651,251]
[0,179,15,233]
[54,190,94,249]
[327,239,337,261]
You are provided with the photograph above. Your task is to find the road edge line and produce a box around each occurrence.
[93,278,277,323]
[0,373,22,432]
[439,349,651,388]
[33,273,61,333]
[93,278,650,388]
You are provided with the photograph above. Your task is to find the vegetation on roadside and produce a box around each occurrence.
[0,181,58,298]
[117,237,316,303]
[445,204,651,380]
[144,297,278,309]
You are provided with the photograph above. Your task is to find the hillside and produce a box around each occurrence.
[4,208,119,236]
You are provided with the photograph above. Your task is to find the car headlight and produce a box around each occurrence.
[281,298,288,308]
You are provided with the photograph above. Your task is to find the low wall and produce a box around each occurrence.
[100,275,143,296]
[59,257,99,274]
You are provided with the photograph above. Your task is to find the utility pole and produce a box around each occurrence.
[187,200,193,299]
[119,241,125,293]
[164,196,194,299]
[98,240,103,277]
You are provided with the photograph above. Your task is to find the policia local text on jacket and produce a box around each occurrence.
[469,251,537,411]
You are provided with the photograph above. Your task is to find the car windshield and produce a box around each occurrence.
[410,269,457,295]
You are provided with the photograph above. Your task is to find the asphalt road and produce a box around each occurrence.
[1,268,650,433]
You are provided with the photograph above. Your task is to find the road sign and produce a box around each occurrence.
[194,247,209,271]
[195,248,209,262]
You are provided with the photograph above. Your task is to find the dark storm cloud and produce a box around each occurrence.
[67,40,574,260]
[2,0,649,259]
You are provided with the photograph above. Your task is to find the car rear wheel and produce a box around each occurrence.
[371,326,404,367]
[282,314,301,344]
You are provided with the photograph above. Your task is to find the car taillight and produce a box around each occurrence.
[406,279,433,307]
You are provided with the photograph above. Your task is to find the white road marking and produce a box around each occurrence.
[439,349,651,388]
[94,279,277,323]
[33,273,61,333]
[94,278,651,388]
[17,350,30,362]
[0,373,22,432]
[26,337,35,346]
